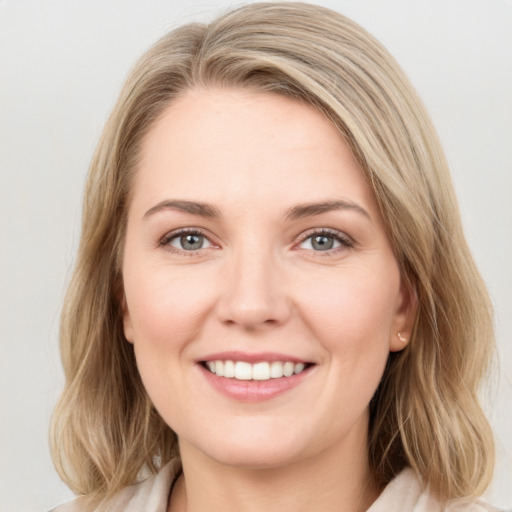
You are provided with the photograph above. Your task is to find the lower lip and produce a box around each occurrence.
[199,364,312,402]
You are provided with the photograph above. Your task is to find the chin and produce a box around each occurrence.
[209,444,304,470]
[181,424,312,470]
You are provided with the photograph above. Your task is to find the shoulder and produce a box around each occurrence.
[48,459,181,512]
[446,504,509,512]
[368,468,508,512]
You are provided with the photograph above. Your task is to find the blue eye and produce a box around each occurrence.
[164,231,212,251]
[298,230,352,252]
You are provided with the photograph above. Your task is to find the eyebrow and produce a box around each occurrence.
[143,200,221,219]
[143,198,370,221]
[284,199,371,221]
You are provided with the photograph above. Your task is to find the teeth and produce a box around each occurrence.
[294,363,305,374]
[224,360,235,378]
[270,361,284,378]
[235,361,252,380]
[205,360,308,381]
[283,362,294,377]
[252,362,270,380]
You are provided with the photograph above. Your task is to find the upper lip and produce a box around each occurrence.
[198,351,311,364]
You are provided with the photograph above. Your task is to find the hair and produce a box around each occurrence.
[50,1,495,507]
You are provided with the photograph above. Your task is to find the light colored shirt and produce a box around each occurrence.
[49,460,507,512]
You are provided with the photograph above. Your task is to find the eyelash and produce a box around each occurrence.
[158,228,214,257]
[158,227,354,257]
[296,228,354,255]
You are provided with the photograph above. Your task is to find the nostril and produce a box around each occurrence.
[217,298,292,329]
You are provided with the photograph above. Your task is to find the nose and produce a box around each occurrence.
[215,246,292,330]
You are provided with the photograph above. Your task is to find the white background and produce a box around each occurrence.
[0,1,510,510]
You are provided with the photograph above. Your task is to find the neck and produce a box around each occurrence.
[169,421,380,512]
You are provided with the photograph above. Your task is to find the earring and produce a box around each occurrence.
[397,332,407,343]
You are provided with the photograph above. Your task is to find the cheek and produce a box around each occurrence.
[295,261,401,355]
[124,262,217,346]
[123,263,219,420]
[295,263,400,422]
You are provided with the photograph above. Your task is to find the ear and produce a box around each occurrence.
[120,292,134,344]
[389,278,418,352]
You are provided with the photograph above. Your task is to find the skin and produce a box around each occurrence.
[122,88,416,512]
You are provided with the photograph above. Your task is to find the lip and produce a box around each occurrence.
[196,351,314,402]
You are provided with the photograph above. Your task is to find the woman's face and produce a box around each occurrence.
[122,88,414,469]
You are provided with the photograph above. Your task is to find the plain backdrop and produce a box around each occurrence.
[0,1,511,510]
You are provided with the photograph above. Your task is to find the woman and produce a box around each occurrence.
[50,3,503,511]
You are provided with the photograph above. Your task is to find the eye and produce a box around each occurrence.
[161,230,213,252]
[297,230,352,252]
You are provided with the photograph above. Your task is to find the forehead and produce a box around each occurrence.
[132,88,378,220]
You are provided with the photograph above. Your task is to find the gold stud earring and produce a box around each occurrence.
[397,332,407,343]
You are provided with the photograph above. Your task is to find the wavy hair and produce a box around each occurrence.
[50,2,495,506]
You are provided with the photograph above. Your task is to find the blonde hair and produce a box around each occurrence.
[51,1,495,506]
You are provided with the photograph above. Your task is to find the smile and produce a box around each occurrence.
[204,360,308,381]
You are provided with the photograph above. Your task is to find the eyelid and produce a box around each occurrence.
[294,228,354,253]
[159,227,219,255]
[157,226,354,256]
